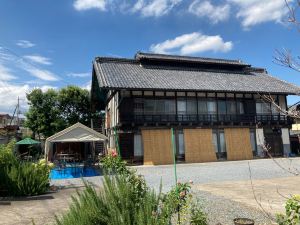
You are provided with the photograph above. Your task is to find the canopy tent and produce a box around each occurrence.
[16,138,41,145]
[45,122,107,161]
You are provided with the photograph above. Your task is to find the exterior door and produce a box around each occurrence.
[264,128,283,156]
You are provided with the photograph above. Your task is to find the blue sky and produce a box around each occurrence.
[0,0,300,114]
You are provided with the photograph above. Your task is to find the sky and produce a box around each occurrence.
[0,0,300,115]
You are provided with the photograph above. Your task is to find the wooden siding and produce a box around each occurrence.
[224,128,253,160]
[142,129,173,165]
[184,129,217,163]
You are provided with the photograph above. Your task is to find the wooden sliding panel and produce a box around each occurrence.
[142,129,173,165]
[224,128,253,161]
[184,129,217,163]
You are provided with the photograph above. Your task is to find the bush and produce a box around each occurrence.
[56,153,208,225]
[7,160,51,196]
[0,141,51,197]
[276,195,300,225]
[55,176,171,225]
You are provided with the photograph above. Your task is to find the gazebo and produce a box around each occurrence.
[45,122,107,162]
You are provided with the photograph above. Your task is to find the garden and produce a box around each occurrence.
[0,141,299,225]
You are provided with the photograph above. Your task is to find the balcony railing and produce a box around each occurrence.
[120,113,292,125]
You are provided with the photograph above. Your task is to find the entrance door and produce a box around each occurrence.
[264,128,283,156]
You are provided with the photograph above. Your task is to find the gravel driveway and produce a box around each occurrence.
[48,158,300,225]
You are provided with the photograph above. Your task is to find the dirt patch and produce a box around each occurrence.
[194,176,300,216]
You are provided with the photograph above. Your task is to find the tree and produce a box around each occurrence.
[25,86,91,139]
[57,86,91,127]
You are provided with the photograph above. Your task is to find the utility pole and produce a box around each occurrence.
[17,96,20,127]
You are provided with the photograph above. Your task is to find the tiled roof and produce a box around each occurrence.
[135,52,250,66]
[93,53,300,95]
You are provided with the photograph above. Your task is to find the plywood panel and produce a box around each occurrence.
[224,128,253,161]
[184,129,217,163]
[142,129,173,165]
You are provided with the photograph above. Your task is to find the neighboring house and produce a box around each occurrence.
[90,52,300,165]
[0,114,26,145]
[290,104,300,155]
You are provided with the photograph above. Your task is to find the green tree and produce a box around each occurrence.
[57,86,91,127]
[25,86,91,138]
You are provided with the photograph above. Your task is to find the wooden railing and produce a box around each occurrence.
[120,113,292,124]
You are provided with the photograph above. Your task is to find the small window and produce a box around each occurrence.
[197,92,206,97]
[166,92,175,97]
[144,91,153,96]
[155,91,164,96]
[132,91,142,96]
[217,93,225,98]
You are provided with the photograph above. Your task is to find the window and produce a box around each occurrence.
[207,101,217,114]
[227,101,236,114]
[144,99,155,115]
[134,134,143,157]
[187,99,197,114]
[237,101,244,114]
[218,101,226,115]
[212,129,226,154]
[219,131,226,153]
[165,100,176,114]
[198,100,207,114]
[212,131,218,153]
[177,98,186,115]
[250,129,257,152]
[256,101,271,114]
[134,98,144,115]
[177,130,185,155]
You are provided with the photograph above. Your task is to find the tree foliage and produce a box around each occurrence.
[25,86,91,138]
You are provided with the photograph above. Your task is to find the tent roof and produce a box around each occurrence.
[16,138,40,145]
[46,122,107,143]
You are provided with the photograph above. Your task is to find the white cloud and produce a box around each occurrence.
[0,81,57,114]
[73,0,106,11]
[188,0,230,24]
[67,72,90,78]
[229,0,291,28]
[82,80,92,90]
[0,64,17,81]
[22,64,59,81]
[132,0,182,17]
[0,48,58,81]
[16,40,35,48]
[150,32,233,55]
[0,81,30,113]
[24,54,52,65]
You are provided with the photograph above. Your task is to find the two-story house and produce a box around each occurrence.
[91,52,300,165]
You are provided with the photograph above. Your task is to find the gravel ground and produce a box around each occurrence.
[51,158,300,190]
[50,158,300,225]
[194,190,274,225]
[134,158,300,192]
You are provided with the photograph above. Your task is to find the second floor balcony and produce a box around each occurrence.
[119,113,292,126]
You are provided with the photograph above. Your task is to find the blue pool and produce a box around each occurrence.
[50,166,100,179]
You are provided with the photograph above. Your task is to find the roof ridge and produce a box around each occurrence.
[95,57,137,64]
[135,51,249,65]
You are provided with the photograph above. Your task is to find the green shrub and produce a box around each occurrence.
[55,176,170,225]
[56,154,208,225]
[101,151,148,205]
[0,141,51,197]
[7,161,50,196]
[276,195,300,225]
